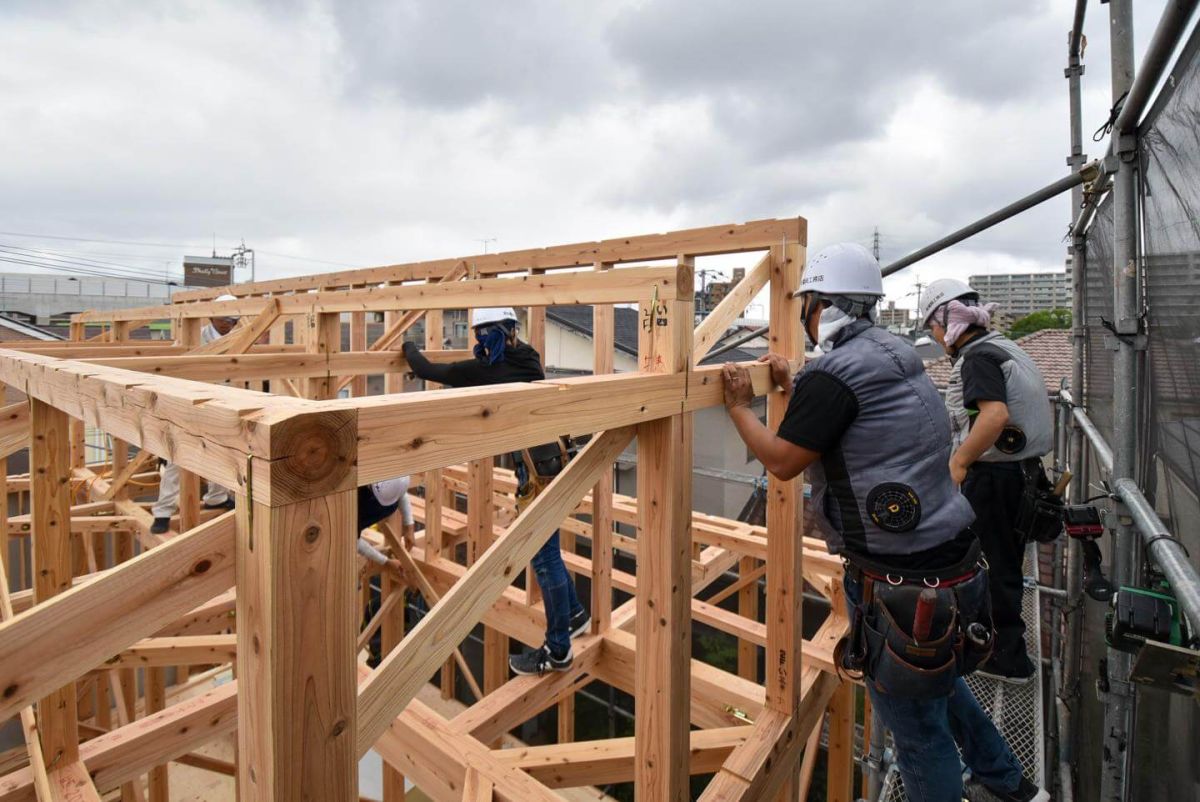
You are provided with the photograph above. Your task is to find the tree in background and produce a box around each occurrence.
[1008,308,1072,339]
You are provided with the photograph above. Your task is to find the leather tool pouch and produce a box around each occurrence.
[856,568,995,699]
[1014,459,1065,544]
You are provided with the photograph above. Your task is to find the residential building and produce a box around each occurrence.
[968,270,1072,319]
[878,300,914,334]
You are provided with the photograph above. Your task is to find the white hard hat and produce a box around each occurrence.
[794,243,884,298]
[212,293,239,319]
[471,307,519,328]
[918,278,978,329]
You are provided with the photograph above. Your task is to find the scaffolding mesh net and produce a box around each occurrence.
[1080,20,1200,801]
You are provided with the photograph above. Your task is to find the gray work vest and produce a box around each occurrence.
[800,321,975,559]
[945,332,1054,462]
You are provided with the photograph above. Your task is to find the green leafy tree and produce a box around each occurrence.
[1008,308,1071,339]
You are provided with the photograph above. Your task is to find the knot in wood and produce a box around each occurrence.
[304,525,321,544]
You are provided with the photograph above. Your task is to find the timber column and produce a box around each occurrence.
[634,256,694,801]
[766,238,806,799]
[236,408,359,801]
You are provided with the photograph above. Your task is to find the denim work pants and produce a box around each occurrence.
[531,531,585,656]
[845,573,1023,801]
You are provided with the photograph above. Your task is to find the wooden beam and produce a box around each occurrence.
[356,426,634,757]
[187,299,281,356]
[380,570,407,802]
[591,267,615,634]
[168,218,804,303]
[352,363,779,482]
[236,490,357,801]
[301,311,341,400]
[103,635,237,668]
[0,402,29,461]
[30,399,84,771]
[0,682,238,801]
[692,252,770,363]
[144,668,169,802]
[492,726,752,788]
[0,512,235,722]
[98,449,156,501]
[447,637,602,745]
[77,265,685,323]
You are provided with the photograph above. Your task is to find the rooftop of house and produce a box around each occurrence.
[923,328,1072,393]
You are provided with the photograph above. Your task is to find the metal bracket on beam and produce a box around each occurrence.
[1102,333,1147,352]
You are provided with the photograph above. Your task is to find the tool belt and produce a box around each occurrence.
[513,437,576,512]
[840,556,995,699]
[1014,457,1065,544]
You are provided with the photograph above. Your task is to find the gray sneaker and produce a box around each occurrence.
[509,644,572,676]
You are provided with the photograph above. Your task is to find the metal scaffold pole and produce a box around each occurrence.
[1060,3,1088,800]
[1102,1,1138,798]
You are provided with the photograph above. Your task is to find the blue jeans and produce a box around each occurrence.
[845,574,1023,801]
[531,531,585,656]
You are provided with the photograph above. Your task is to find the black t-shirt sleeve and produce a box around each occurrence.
[961,351,1008,410]
[403,342,488,387]
[776,371,859,453]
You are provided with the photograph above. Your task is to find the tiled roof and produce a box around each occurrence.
[546,305,640,355]
[923,328,1072,393]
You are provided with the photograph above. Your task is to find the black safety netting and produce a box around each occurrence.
[1079,21,1200,802]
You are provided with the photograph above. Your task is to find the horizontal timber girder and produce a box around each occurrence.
[76,264,687,323]
[168,217,806,302]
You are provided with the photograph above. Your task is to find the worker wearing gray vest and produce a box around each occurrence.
[723,244,1044,802]
[920,278,1053,684]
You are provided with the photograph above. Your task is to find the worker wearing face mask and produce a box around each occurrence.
[919,278,1056,684]
[721,244,1045,802]
[402,308,590,676]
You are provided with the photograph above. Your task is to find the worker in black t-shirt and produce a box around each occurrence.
[918,278,1054,684]
[721,244,1043,802]
[402,308,591,676]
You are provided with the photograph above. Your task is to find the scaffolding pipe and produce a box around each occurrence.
[1062,14,1088,794]
[1113,477,1200,641]
[1072,405,1114,476]
[702,324,769,361]
[1069,0,1088,60]
[1101,2,1138,798]
[1112,0,1200,138]
[880,165,1096,277]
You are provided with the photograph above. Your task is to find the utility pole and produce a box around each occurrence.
[872,227,881,262]
[232,240,255,283]
[476,238,497,255]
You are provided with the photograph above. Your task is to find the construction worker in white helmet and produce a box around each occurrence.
[151,293,241,534]
[919,278,1056,686]
[722,244,1045,802]
[402,307,590,676]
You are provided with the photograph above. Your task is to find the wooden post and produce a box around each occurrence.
[825,682,855,802]
[590,262,614,637]
[381,572,407,802]
[765,241,805,799]
[470,459,508,700]
[145,667,169,802]
[737,556,759,682]
[236,489,357,801]
[302,311,341,400]
[30,399,83,768]
[350,310,367,398]
[634,256,694,801]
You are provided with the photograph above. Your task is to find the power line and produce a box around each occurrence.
[0,244,177,280]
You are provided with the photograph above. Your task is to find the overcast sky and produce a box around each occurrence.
[0,1,1174,309]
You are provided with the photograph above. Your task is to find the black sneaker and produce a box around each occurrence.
[509,644,572,676]
[569,608,591,639]
[204,498,235,511]
[150,517,171,535]
[976,655,1037,685]
[968,776,1049,802]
